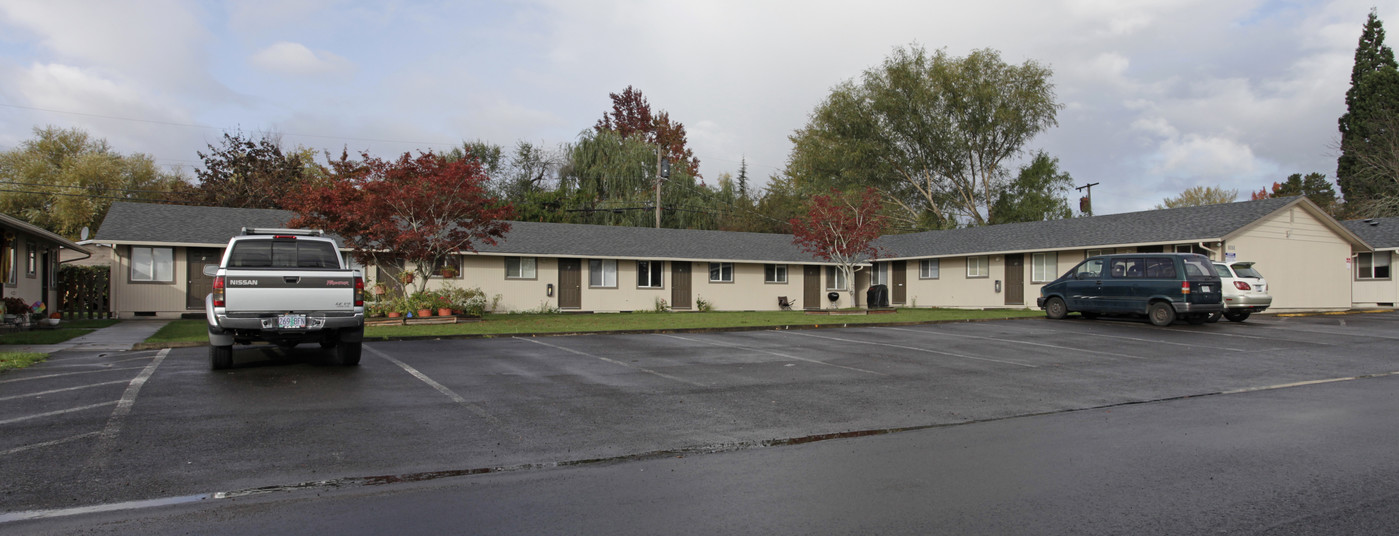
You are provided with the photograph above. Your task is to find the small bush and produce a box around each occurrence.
[695,296,713,312]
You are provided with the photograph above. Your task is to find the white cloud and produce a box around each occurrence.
[250,42,355,78]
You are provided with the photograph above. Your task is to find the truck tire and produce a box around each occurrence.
[334,342,361,366]
[1148,302,1176,326]
[211,345,233,370]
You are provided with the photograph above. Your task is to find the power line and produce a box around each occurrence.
[0,187,194,204]
[0,180,178,196]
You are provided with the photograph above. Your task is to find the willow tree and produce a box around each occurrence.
[787,45,1061,228]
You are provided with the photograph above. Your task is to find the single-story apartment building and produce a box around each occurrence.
[1342,216,1399,308]
[2,212,90,314]
[90,196,1374,318]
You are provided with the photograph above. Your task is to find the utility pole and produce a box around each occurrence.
[655,147,670,228]
[1076,182,1100,216]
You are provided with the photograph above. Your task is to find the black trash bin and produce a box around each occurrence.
[867,284,889,308]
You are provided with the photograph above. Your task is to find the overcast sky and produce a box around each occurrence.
[0,0,1394,216]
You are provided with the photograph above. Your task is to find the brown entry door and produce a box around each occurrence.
[186,248,222,309]
[891,260,906,305]
[803,265,821,309]
[1004,254,1024,306]
[558,258,582,309]
[671,262,691,309]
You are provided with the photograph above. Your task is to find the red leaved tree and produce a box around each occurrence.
[285,151,513,294]
[595,85,701,177]
[790,188,887,308]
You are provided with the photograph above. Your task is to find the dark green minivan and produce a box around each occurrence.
[1037,253,1223,326]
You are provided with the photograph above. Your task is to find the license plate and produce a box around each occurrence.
[278,315,306,329]
[1200,285,1211,293]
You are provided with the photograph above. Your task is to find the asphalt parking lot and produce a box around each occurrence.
[3,312,1398,517]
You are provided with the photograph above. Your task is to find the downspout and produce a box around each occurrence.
[1197,242,1221,260]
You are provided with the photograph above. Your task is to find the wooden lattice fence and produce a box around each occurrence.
[58,265,112,319]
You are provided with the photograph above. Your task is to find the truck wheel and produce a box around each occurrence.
[334,342,361,366]
[1223,311,1251,322]
[211,345,233,370]
[1148,302,1176,326]
[1044,297,1068,320]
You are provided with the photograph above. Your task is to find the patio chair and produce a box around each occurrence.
[778,296,797,310]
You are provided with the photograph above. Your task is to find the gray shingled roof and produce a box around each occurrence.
[876,197,1311,258]
[95,202,299,246]
[1342,217,1399,250]
[94,202,828,264]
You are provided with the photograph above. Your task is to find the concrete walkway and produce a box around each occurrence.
[0,320,171,354]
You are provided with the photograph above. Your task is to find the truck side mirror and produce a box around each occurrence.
[203,264,218,277]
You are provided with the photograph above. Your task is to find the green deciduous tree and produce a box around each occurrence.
[787,45,1061,228]
[1258,172,1339,213]
[1155,185,1238,209]
[989,151,1074,224]
[0,126,181,238]
[1338,9,1399,204]
[180,131,320,209]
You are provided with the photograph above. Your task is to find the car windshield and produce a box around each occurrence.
[1182,256,1215,279]
[1232,264,1264,278]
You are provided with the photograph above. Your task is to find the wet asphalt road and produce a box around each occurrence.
[2,313,1398,533]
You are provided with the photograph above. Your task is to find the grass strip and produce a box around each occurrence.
[0,319,121,345]
[145,308,1043,345]
[0,352,48,371]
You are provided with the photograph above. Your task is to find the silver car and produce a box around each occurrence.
[1209,261,1272,322]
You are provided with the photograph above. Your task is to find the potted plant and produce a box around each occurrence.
[440,266,457,279]
[47,312,61,327]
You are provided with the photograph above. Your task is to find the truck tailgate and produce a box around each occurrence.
[223,270,357,313]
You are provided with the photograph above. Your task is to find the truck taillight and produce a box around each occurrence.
[212,276,226,307]
[354,276,364,307]
[1181,281,1190,295]
[1234,281,1252,291]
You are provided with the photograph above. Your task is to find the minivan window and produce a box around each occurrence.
[1110,258,1145,278]
[1144,257,1177,278]
[1182,256,1213,278]
[1074,259,1105,279]
[228,240,342,269]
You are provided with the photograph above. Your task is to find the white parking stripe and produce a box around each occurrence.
[515,337,708,387]
[782,331,1039,368]
[0,380,130,402]
[0,366,147,384]
[0,431,101,457]
[85,348,169,471]
[659,334,887,376]
[884,327,1147,360]
[365,344,520,442]
[0,401,117,426]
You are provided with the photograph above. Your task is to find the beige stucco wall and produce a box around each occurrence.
[1224,206,1354,311]
[110,245,198,319]
[2,230,63,312]
[1351,250,1397,307]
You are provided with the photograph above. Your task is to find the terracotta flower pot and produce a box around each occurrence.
[437,307,453,317]
[387,311,402,318]
[417,309,433,318]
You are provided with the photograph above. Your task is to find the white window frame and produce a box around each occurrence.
[1357,252,1392,280]
[637,260,664,288]
[131,246,174,282]
[589,259,617,288]
[825,266,848,290]
[505,257,537,279]
[871,262,889,286]
[966,256,989,278]
[708,262,733,283]
[764,264,788,284]
[1032,252,1057,283]
[919,259,940,279]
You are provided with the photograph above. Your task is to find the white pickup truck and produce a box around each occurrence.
[204,228,365,369]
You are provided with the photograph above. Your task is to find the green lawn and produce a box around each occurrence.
[145,308,1043,345]
[0,352,47,371]
[0,319,121,345]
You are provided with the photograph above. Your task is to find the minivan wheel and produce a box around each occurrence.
[1223,311,1251,322]
[1206,312,1222,323]
[1148,302,1176,326]
[1045,297,1068,320]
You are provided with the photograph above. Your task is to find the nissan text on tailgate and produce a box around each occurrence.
[204,228,365,369]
